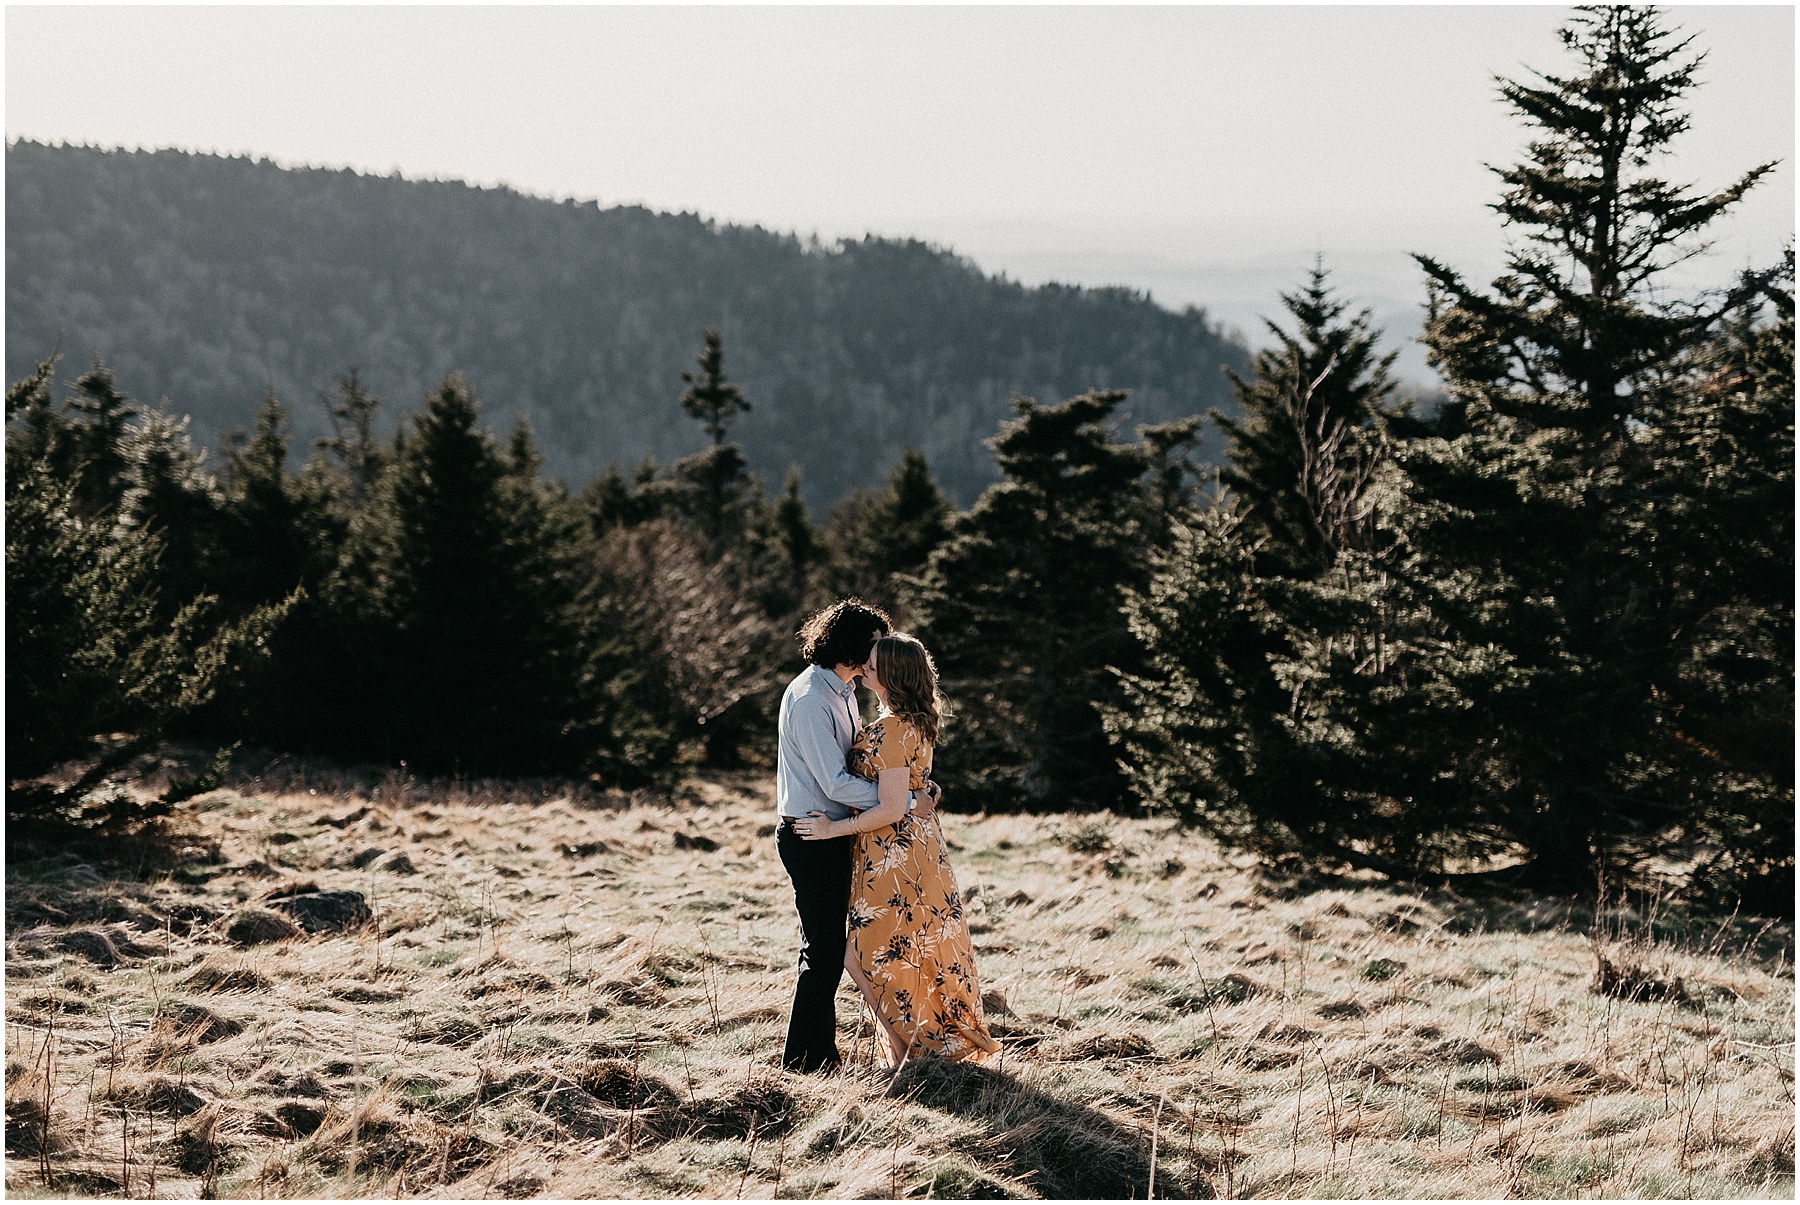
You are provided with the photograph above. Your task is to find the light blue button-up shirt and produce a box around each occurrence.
[776,664,886,821]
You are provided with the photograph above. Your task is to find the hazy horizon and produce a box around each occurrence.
[8,5,1793,385]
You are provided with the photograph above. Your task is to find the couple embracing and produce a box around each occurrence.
[774,599,1000,1073]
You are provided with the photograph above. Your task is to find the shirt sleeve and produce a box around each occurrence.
[794,695,882,810]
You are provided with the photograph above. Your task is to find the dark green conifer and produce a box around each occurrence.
[1216,261,1401,576]
[678,327,750,446]
[769,465,818,605]
[1116,7,1789,894]
[6,357,286,825]
[330,373,586,772]
[116,401,223,608]
[912,391,1158,810]
[316,370,385,510]
[826,447,953,623]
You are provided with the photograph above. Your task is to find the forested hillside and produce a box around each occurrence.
[5,140,1247,506]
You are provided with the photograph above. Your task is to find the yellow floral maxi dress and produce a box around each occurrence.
[846,716,1000,1063]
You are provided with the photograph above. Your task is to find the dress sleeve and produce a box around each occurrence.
[864,719,920,774]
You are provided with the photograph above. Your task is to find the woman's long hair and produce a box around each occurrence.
[874,634,946,746]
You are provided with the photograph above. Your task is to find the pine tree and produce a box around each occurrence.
[1112,9,1788,897]
[1639,256,1794,910]
[7,358,286,826]
[316,369,386,510]
[116,401,224,609]
[217,392,310,607]
[825,447,954,622]
[55,360,138,519]
[912,391,1160,810]
[678,327,750,446]
[1216,261,1403,576]
[328,373,587,772]
[1107,271,1415,868]
[763,465,818,613]
[1390,5,1780,886]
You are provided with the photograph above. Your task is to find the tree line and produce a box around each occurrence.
[7,8,1790,913]
[5,138,1247,512]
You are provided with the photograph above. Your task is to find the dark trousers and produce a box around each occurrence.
[777,821,855,1072]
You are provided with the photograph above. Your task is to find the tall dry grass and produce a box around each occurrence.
[5,754,1793,1198]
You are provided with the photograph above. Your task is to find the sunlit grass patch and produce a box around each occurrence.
[4,761,1791,1199]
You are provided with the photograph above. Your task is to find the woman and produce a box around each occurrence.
[792,634,999,1065]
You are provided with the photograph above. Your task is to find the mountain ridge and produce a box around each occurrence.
[6,139,1248,506]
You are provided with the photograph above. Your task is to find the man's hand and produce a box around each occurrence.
[792,811,847,841]
[915,778,942,820]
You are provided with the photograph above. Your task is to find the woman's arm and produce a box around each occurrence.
[796,766,910,840]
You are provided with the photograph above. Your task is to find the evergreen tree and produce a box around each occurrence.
[328,373,587,772]
[1116,7,1789,895]
[217,391,311,608]
[678,327,750,446]
[577,455,663,536]
[760,465,818,614]
[62,361,137,518]
[1639,256,1793,910]
[198,390,340,744]
[7,356,286,826]
[1392,5,1780,886]
[316,369,385,510]
[826,446,954,624]
[912,391,1161,810]
[115,401,224,609]
[1216,261,1402,576]
[663,443,756,548]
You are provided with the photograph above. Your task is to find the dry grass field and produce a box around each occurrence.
[5,755,1794,1199]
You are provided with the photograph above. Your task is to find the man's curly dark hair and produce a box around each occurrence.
[798,598,892,670]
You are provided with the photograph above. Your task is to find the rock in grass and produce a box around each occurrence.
[672,832,718,852]
[1362,957,1407,982]
[265,889,372,934]
[226,908,302,946]
[380,852,417,875]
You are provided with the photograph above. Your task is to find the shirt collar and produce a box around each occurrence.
[814,664,856,698]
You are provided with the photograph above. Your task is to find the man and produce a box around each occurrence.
[775,598,938,1072]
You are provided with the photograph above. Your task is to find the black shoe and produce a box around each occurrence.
[783,1051,842,1074]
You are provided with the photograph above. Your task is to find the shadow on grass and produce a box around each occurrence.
[887,1058,1204,1200]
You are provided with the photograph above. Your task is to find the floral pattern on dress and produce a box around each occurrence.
[845,716,1000,1064]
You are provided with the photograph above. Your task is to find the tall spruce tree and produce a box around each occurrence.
[328,373,586,772]
[1116,6,1788,894]
[116,401,224,610]
[1108,272,1408,862]
[912,390,1166,810]
[1216,262,1403,577]
[316,369,386,512]
[678,327,751,446]
[1394,5,1780,886]
[825,446,954,623]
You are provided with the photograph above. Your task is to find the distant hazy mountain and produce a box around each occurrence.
[6,141,1248,507]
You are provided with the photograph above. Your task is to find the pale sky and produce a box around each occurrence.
[7,5,1793,382]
